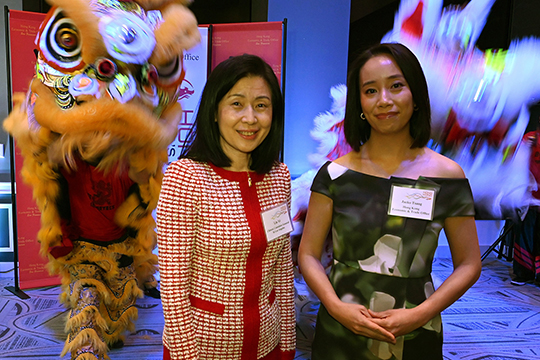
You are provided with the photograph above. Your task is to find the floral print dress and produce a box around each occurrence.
[310,161,475,360]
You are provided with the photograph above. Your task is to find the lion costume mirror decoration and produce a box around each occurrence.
[3,0,199,359]
[292,0,540,311]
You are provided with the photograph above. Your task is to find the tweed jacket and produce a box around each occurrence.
[157,159,296,360]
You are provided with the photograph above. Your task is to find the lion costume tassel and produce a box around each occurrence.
[3,0,200,359]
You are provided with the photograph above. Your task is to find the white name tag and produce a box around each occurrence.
[388,185,436,220]
[261,202,293,242]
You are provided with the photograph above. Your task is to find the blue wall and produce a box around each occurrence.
[268,0,350,178]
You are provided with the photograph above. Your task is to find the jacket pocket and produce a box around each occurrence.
[189,295,225,315]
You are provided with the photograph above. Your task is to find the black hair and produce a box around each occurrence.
[181,54,283,174]
[343,42,431,151]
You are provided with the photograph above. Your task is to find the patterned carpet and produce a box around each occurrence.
[0,255,539,359]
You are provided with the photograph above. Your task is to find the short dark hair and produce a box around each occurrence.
[182,54,283,174]
[344,43,431,151]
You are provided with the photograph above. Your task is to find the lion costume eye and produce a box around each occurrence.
[56,27,78,51]
[38,7,84,72]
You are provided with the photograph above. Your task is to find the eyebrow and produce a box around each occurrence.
[361,74,406,87]
[226,93,271,100]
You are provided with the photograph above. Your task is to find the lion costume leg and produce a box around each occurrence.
[63,263,109,360]
[61,241,142,360]
[100,255,140,346]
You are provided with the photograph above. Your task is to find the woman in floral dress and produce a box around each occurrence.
[298,43,482,360]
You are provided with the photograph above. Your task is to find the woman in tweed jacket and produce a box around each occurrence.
[157,54,296,360]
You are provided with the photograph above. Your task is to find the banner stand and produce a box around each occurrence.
[480,221,514,261]
[2,6,29,300]
[4,135,28,300]
[281,18,287,160]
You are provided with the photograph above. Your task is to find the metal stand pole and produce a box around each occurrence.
[481,221,514,262]
[3,5,29,299]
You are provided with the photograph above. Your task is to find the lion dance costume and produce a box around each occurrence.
[3,0,200,359]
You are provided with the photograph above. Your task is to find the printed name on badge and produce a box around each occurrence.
[261,202,293,242]
[388,185,436,220]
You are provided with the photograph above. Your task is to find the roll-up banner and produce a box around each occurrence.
[167,26,209,164]
[8,10,54,290]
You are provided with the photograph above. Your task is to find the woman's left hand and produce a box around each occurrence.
[368,308,426,338]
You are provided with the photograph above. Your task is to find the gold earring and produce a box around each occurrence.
[414,105,419,111]
[360,112,366,120]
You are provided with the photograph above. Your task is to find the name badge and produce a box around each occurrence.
[388,185,436,220]
[261,202,293,242]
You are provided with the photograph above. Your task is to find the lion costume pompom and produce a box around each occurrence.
[3,0,200,359]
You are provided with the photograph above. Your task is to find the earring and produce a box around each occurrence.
[414,105,419,111]
[360,112,366,120]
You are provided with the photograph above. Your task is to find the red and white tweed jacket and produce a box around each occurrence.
[157,159,296,360]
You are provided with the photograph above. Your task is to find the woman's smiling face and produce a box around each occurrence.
[217,75,273,168]
[359,54,415,137]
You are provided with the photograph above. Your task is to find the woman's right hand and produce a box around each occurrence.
[327,301,397,344]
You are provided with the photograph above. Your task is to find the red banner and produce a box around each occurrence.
[212,22,284,84]
[9,10,59,289]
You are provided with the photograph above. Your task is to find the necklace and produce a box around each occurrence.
[247,171,252,187]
